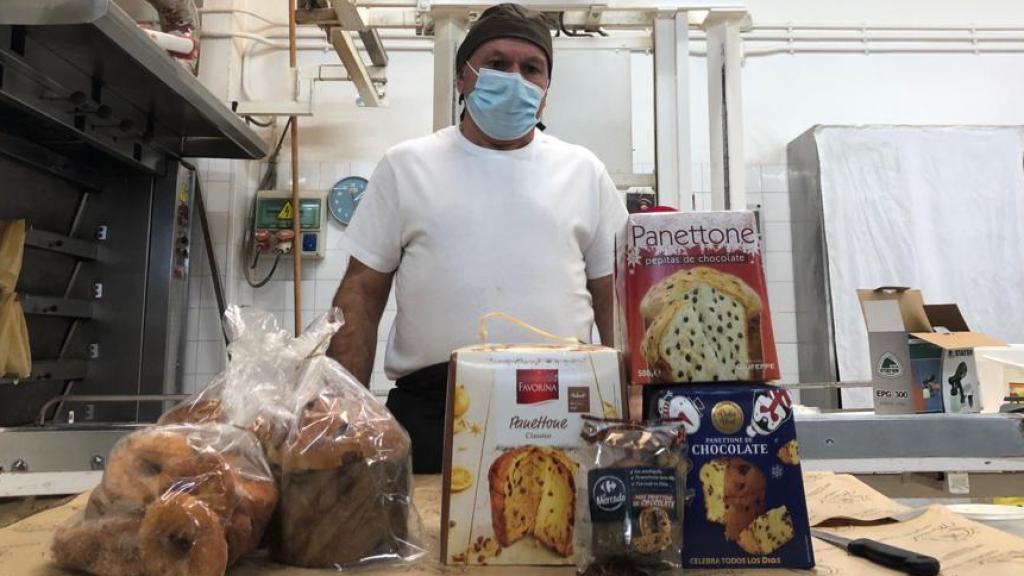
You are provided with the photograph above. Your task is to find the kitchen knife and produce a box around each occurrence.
[811,529,940,576]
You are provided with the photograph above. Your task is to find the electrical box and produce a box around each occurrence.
[252,190,327,258]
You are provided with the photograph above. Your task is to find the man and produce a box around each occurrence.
[328,3,628,472]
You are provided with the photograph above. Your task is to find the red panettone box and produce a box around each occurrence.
[615,211,780,385]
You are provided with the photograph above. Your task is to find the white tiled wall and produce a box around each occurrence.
[183,157,398,399]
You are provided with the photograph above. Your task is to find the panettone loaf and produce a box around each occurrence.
[488,446,576,557]
[273,385,412,567]
[641,268,762,382]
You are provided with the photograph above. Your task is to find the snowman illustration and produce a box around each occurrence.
[746,389,794,438]
[657,392,704,435]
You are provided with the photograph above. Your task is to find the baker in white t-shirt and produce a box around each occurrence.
[328,3,628,472]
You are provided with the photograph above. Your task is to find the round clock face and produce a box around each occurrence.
[328,176,369,225]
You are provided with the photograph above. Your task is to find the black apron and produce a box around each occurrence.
[386,362,449,474]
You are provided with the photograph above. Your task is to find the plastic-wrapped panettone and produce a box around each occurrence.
[52,424,278,576]
[272,354,423,568]
[158,307,343,468]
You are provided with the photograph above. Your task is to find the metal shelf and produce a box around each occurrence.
[0,0,267,162]
[24,229,98,260]
[0,359,88,384]
[21,295,93,318]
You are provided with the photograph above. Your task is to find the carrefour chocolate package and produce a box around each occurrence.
[645,385,814,569]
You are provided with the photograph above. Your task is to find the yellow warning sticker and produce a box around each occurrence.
[277,201,293,220]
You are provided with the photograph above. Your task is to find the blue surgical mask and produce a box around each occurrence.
[465,65,545,141]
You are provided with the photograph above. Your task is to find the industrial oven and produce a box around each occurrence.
[0,0,265,495]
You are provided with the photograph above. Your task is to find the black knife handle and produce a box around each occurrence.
[848,539,941,576]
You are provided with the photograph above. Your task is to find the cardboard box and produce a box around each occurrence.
[440,343,626,566]
[615,211,780,385]
[644,385,815,569]
[858,288,1005,414]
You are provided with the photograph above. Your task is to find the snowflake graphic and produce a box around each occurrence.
[771,464,784,480]
[627,246,642,268]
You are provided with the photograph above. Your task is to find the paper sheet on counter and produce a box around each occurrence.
[803,471,912,526]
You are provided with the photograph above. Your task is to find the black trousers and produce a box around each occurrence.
[385,362,449,474]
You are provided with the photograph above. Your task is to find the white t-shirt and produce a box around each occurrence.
[344,126,628,379]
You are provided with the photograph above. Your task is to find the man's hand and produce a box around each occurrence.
[587,275,615,346]
[327,258,394,386]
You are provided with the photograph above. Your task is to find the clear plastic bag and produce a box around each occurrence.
[52,423,278,576]
[576,417,688,576]
[271,354,425,569]
[159,306,344,466]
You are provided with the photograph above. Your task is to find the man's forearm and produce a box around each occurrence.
[326,260,393,387]
[328,302,379,386]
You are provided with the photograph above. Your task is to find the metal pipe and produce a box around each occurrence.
[289,0,303,337]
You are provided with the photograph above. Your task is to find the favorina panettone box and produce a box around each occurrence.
[645,385,815,569]
[440,342,626,566]
[616,211,780,385]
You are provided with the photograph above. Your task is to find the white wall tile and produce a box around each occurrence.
[764,252,794,283]
[350,160,377,179]
[318,250,350,282]
[700,164,711,193]
[206,212,229,246]
[198,308,224,342]
[319,161,354,189]
[199,275,221,310]
[745,192,763,211]
[206,159,232,183]
[760,164,788,193]
[325,222,347,250]
[315,279,339,310]
[767,281,796,314]
[183,340,198,374]
[763,192,791,223]
[690,163,704,193]
[196,341,227,374]
[234,280,254,307]
[764,221,792,253]
[745,165,762,193]
[772,312,799,344]
[183,374,198,395]
[284,280,316,311]
[253,280,287,310]
[186,307,200,341]
[202,180,232,212]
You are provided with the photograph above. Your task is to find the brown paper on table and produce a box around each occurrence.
[803,471,912,526]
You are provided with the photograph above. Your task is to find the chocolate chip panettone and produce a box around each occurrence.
[641,268,763,382]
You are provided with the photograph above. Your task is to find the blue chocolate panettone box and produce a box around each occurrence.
[645,385,815,569]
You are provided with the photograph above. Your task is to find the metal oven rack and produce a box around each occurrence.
[0,0,266,495]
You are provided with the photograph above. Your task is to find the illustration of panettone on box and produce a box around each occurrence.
[640,267,763,382]
[488,446,576,557]
[700,457,795,555]
[738,506,795,555]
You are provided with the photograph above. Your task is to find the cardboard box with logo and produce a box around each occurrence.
[440,339,626,566]
[615,211,780,385]
[644,385,815,569]
[858,288,1005,414]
